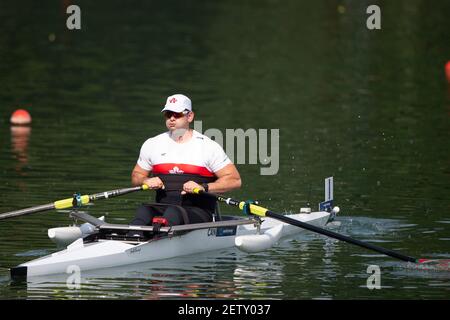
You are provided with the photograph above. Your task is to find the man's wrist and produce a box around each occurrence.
[201,183,209,192]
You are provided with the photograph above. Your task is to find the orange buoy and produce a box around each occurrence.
[10,109,32,125]
[446,61,450,83]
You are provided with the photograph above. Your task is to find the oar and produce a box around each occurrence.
[0,185,149,221]
[194,189,420,263]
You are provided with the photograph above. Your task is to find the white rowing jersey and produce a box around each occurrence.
[137,130,231,177]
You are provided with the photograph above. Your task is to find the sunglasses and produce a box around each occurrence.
[163,111,189,119]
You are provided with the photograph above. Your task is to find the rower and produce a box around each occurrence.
[128,94,241,235]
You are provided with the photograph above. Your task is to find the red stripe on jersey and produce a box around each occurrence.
[152,163,215,177]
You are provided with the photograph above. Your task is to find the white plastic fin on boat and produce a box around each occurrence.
[48,227,82,245]
[235,224,283,253]
[48,216,104,247]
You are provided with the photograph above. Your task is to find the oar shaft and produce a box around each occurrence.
[195,189,418,263]
[0,203,55,220]
[0,185,149,221]
[89,186,146,201]
[266,210,417,263]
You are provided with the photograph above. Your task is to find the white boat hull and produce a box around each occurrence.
[11,211,331,279]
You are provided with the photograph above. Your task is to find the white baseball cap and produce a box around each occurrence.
[161,94,192,113]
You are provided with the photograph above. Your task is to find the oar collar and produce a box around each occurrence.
[242,200,258,216]
[72,193,83,207]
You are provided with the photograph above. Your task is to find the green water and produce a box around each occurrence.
[0,0,449,299]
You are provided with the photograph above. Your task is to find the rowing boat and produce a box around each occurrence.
[4,176,433,280]
[11,210,334,279]
[9,177,338,279]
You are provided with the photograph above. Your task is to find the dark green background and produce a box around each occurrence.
[0,0,449,299]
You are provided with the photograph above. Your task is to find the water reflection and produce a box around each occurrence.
[20,250,248,299]
[232,258,284,298]
[10,125,31,173]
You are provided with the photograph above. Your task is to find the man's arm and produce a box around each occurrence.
[206,163,242,193]
[131,164,150,186]
[131,164,165,189]
[182,164,241,194]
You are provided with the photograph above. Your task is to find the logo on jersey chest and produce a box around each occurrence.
[169,166,184,174]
